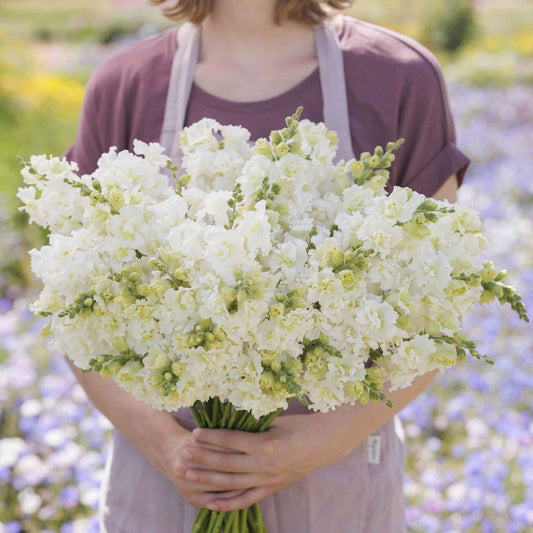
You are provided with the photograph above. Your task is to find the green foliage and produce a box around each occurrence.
[422,0,477,54]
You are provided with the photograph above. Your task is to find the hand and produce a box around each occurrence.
[185,409,356,512]
[157,426,247,509]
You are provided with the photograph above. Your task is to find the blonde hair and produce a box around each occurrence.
[148,0,354,25]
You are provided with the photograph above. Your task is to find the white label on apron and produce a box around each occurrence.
[368,435,381,464]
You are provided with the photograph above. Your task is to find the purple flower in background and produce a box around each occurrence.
[59,485,80,509]
[3,522,23,533]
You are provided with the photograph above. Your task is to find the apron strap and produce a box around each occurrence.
[314,19,356,163]
[160,17,355,167]
[160,22,201,165]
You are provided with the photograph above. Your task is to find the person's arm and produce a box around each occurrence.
[65,356,247,508]
[64,356,188,476]
[178,173,459,512]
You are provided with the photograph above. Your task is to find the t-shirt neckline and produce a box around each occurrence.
[190,66,321,113]
[168,25,331,113]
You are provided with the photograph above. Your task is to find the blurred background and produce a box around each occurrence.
[0,1,532,531]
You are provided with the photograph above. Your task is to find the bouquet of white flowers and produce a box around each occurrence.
[18,108,528,532]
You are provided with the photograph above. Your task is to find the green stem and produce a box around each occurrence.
[240,508,248,533]
[212,397,220,425]
[252,503,265,533]
[211,510,225,533]
[223,510,237,533]
[227,408,239,429]
[192,508,211,533]
[235,411,252,431]
[206,509,218,532]
[190,405,204,428]
[221,401,232,428]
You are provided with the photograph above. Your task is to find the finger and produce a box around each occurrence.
[196,442,239,454]
[205,486,273,513]
[185,469,269,490]
[193,428,272,455]
[183,445,261,474]
[185,488,246,509]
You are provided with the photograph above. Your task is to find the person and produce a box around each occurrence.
[63,1,471,531]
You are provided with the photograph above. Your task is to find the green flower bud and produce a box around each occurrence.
[271,131,283,144]
[269,303,284,317]
[173,267,187,281]
[128,271,141,283]
[366,366,383,384]
[154,353,171,369]
[326,130,339,145]
[83,297,94,307]
[292,285,305,298]
[100,366,112,379]
[261,350,274,366]
[221,286,236,302]
[171,362,184,376]
[275,143,289,158]
[41,323,52,338]
[271,360,281,372]
[313,346,325,357]
[480,261,497,282]
[248,282,266,299]
[369,155,380,167]
[396,315,411,331]
[150,375,163,387]
[344,251,355,262]
[164,372,173,381]
[255,138,273,159]
[137,283,150,297]
[480,291,495,304]
[338,269,356,287]
[112,337,129,353]
[275,203,290,216]
[148,257,163,270]
[259,371,276,390]
[149,279,172,297]
[289,141,302,155]
[292,296,307,308]
[359,390,370,404]
[494,270,507,282]
[350,161,364,180]
[328,248,344,268]
[107,360,122,374]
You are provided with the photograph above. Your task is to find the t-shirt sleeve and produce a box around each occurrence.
[63,74,106,176]
[63,59,130,176]
[389,52,470,197]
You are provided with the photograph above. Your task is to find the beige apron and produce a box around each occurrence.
[98,19,407,533]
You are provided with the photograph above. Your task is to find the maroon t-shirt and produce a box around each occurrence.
[65,16,470,197]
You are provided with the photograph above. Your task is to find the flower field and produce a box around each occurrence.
[0,1,532,532]
[0,82,531,533]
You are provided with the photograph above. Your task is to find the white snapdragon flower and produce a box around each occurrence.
[22,116,513,418]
